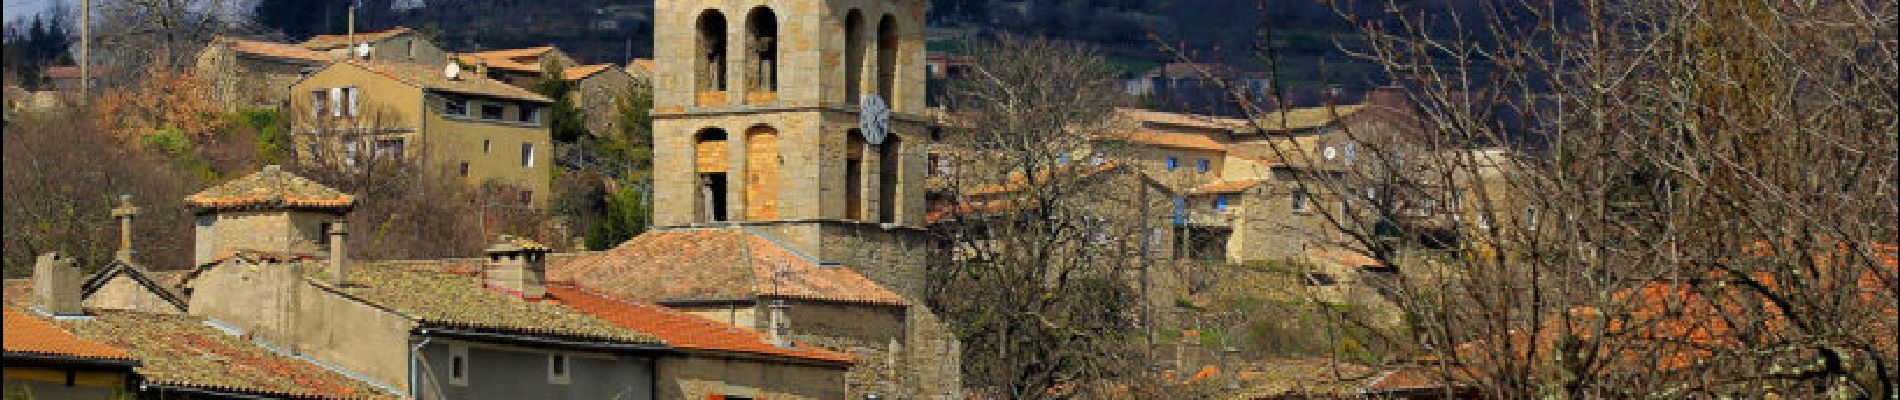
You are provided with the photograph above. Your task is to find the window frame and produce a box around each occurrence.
[1165,156,1179,171]
[1291,189,1310,212]
[1195,158,1210,173]
[448,345,470,386]
[546,353,571,385]
[520,143,536,167]
[480,103,506,120]
[443,97,470,117]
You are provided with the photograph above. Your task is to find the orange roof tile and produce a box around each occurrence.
[218,37,333,63]
[562,64,616,80]
[2,308,136,361]
[547,228,910,306]
[342,60,552,102]
[186,165,355,211]
[547,285,854,366]
[456,47,559,74]
[1309,248,1387,269]
[41,65,110,79]
[1100,129,1229,152]
[1113,108,1247,131]
[301,27,414,50]
[63,310,398,399]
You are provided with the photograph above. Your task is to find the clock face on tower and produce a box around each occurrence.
[860,94,891,145]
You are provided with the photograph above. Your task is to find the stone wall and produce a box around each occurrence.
[656,356,846,400]
[84,275,183,314]
[193,210,339,266]
[184,260,418,392]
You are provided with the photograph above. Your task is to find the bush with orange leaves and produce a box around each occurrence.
[91,68,227,144]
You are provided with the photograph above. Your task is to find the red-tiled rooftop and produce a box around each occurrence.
[186,165,355,211]
[546,284,854,366]
[62,310,397,399]
[548,228,910,306]
[2,308,136,362]
[217,37,333,63]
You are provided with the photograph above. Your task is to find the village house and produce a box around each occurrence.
[287,60,553,207]
[456,46,639,136]
[194,37,337,111]
[1,308,139,399]
[301,27,447,66]
[38,65,109,92]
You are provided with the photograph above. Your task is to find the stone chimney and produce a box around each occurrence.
[484,235,549,299]
[328,220,348,285]
[110,195,139,261]
[32,253,84,316]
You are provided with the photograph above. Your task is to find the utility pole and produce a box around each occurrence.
[78,0,90,103]
[346,3,356,58]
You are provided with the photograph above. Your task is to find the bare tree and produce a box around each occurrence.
[1176,0,1897,397]
[2,111,197,276]
[928,35,1160,398]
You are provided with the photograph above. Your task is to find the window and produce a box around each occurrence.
[520,190,534,205]
[443,98,469,116]
[483,140,492,153]
[329,88,344,117]
[1291,189,1309,212]
[310,90,328,117]
[1057,153,1070,165]
[342,87,359,117]
[480,103,505,120]
[520,143,536,167]
[458,162,470,177]
[518,105,540,124]
[1165,156,1179,171]
[1172,197,1186,226]
[1214,195,1229,211]
[449,345,469,386]
[343,141,360,168]
[1195,158,1210,173]
[374,139,404,161]
[547,353,570,384]
[1524,207,1538,230]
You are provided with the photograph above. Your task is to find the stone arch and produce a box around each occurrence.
[696,10,729,92]
[745,7,779,92]
[695,127,730,222]
[743,124,780,220]
[843,9,865,104]
[876,14,898,104]
[846,129,866,221]
[878,133,902,223]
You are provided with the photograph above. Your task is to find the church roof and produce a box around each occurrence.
[186,165,355,212]
[547,228,910,306]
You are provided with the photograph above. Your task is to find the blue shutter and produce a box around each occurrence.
[1215,195,1228,211]
[1197,158,1210,173]
[1166,157,1179,171]
[1173,197,1186,225]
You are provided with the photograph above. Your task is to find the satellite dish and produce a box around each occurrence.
[355,43,372,58]
[859,94,891,146]
[444,62,462,80]
[1323,146,1338,160]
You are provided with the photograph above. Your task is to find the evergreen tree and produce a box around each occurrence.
[253,0,345,40]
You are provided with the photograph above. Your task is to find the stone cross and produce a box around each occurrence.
[110,194,139,261]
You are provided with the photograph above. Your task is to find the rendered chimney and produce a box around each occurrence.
[484,235,549,299]
[32,253,84,316]
[328,220,348,285]
[768,299,791,347]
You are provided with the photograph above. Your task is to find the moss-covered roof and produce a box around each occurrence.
[62,310,398,399]
[313,264,660,344]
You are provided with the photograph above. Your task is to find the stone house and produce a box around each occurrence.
[12,165,861,399]
[194,37,336,111]
[456,46,640,137]
[287,60,554,207]
[301,27,447,66]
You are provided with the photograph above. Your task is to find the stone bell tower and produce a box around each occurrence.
[650,0,932,297]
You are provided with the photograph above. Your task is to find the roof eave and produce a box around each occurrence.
[415,326,670,354]
[2,351,140,369]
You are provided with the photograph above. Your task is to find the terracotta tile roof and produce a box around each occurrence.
[187,165,355,211]
[2,308,136,361]
[547,228,910,306]
[300,27,414,50]
[1189,179,1266,195]
[1113,108,1247,131]
[1308,248,1387,269]
[626,59,655,77]
[1247,104,1366,132]
[217,37,333,63]
[61,310,397,399]
[546,284,854,366]
[312,263,660,344]
[456,47,557,74]
[1100,129,1229,152]
[343,60,551,102]
[562,64,616,80]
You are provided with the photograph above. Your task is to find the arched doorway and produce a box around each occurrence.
[744,125,780,220]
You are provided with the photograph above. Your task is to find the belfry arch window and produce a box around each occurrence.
[696,10,729,92]
[877,134,901,223]
[843,10,865,104]
[745,7,779,92]
[876,14,898,104]
[744,125,780,221]
[695,128,730,222]
[846,130,866,221]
